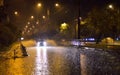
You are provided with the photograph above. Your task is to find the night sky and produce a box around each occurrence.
[4,0,119,15]
[3,0,120,26]
[4,0,120,16]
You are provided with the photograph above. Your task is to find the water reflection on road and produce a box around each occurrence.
[80,54,87,75]
[80,48,120,75]
[35,47,49,75]
[0,46,120,75]
[0,46,80,75]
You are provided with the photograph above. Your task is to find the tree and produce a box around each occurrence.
[0,6,21,50]
[59,22,73,40]
[86,7,120,44]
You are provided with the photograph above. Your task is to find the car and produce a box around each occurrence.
[37,39,47,47]
[71,39,85,46]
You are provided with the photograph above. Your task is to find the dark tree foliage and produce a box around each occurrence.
[85,6,120,43]
[0,7,21,49]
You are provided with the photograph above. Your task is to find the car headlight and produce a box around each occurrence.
[37,41,47,47]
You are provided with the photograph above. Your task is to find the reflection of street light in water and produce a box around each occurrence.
[80,54,88,75]
[35,47,49,74]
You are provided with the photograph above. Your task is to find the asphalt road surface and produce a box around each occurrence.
[0,46,120,75]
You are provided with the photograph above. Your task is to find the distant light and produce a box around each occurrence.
[37,3,42,7]
[27,22,30,24]
[55,3,59,7]
[37,42,40,47]
[108,4,114,9]
[31,16,34,19]
[14,11,18,15]
[32,26,35,28]
[84,47,89,49]
[109,5,113,8]
[116,38,119,40]
[36,21,39,24]
[21,37,24,40]
[43,42,47,46]
[25,25,28,28]
[84,38,95,41]
[88,38,95,41]
[42,16,46,19]
[37,41,47,47]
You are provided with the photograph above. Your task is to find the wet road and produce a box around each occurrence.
[0,46,120,75]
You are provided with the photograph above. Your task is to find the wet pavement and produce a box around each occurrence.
[0,46,120,75]
[79,47,120,75]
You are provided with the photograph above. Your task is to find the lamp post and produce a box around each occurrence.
[36,2,42,24]
[46,3,60,18]
[35,2,60,37]
[78,1,81,40]
[107,4,119,40]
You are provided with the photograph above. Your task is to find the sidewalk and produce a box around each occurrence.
[84,41,120,50]
[0,39,36,58]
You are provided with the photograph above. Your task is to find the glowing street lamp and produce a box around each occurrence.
[36,21,39,24]
[55,3,60,7]
[27,22,30,24]
[14,11,18,15]
[31,16,34,19]
[37,3,42,8]
[47,3,60,17]
[42,16,46,19]
[108,4,114,10]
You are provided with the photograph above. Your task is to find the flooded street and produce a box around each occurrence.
[80,47,120,75]
[0,46,120,75]
[0,0,120,75]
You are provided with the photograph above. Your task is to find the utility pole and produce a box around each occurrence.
[78,1,80,39]
[78,13,80,39]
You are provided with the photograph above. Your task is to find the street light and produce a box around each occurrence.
[14,11,19,16]
[37,3,42,8]
[36,3,61,18]
[107,4,120,40]
[27,22,30,24]
[14,11,18,15]
[55,3,60,7]
[108,4,114,9]
[36,21,39,24]
[46,3,60,17]
[42,15,46,19]
[30,16,34,19]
